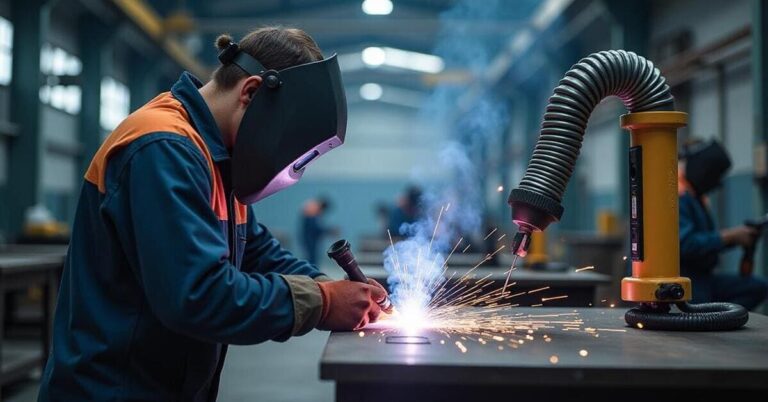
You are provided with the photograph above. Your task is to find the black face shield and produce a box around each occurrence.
[218,42,347,204]
[680,139,732,196]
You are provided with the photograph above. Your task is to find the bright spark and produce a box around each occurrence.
[455,341,467,353]
[527,286,550,294]
[575,266,594,272]
[502,256,518,295]
[542,295,568,302]
[497,185,504,192]
[379,203,596,355]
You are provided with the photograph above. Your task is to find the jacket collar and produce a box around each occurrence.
[171,72,230,162]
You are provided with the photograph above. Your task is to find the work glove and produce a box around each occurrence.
[316,280,387,331]
[366,278,393,314]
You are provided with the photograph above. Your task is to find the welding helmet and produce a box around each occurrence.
[680,139,732,195]
[218,42,347,204]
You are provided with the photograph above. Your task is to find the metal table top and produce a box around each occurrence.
[0,254,64,274]
[321,307,768,389]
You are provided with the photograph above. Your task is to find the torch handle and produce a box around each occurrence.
[339,256,368,283]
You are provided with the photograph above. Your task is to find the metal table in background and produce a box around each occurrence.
[357,238,392,253]
[0,249,65,398]
[360,265,610,307]
[563,233,625,304]
[355,252,497,268]
[321,307,768,402]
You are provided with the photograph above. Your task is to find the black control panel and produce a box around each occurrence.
[629,146,644,261]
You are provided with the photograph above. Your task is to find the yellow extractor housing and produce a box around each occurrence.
[620,111,691,303]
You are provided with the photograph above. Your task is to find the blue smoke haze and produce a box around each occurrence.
[383,0,513,312]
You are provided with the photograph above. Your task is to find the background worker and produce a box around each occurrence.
[300,196,338,265]
[38,27,387,401]
[387,185,423,236]
[678,139,768,310]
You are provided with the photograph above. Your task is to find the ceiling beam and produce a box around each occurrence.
[195,0,455,19]
[110,0,208,78]
[193,17,526,36]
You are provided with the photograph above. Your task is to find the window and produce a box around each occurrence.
[100,77,130,131]
[0,16,12,85]
[39,44,82,114]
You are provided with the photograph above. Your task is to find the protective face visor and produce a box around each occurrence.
[219,43,347,204]
[680,139,732,196]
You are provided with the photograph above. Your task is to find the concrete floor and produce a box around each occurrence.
[218,330,333,402]
[4,330,333,401]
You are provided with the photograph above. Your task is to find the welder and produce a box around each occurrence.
[678,139,768,309]
[38,27,388,401]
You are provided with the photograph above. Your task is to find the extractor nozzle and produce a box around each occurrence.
[507,188,564,257]
[327,239,393,313]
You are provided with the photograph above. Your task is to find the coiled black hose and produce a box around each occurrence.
[625,302,749,331]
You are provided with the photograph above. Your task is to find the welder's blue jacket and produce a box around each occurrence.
[38,73,329,401]
[679,191,727,277]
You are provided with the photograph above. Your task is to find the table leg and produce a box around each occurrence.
[41,270,57,365]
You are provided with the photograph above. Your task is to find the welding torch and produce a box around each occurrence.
[327,239,393,313]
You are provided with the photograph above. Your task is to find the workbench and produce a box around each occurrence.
[355,251,499,267]
[360,265,611,306]
[321,307,768,402]
[563,233,626,303]
[0,247,65,398]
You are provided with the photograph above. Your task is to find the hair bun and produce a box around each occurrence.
[215,34,234,50]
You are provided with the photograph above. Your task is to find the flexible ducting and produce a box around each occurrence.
[509,50,674,220]
[625,302,749,331]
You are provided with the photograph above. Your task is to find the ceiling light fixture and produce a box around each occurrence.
[362,0,393,15]
[359,83,383,100]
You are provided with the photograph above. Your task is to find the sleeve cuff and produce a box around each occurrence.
[313,274,333,282]
[280,275,324,336]
[709,231,726,251]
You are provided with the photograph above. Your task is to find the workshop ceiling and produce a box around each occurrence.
[139,0,541,94]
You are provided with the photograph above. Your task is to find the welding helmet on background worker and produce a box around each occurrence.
[218,42,348,204]
[679,139,732,195]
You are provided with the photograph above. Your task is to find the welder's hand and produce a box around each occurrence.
[366,278,388,297]
[366,279,393,314]
[316,280,386,331]
[721,225,759,247]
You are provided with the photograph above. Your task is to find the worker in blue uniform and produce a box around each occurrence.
[300,197,337,266]
[388,185,423,236]
[38,27,387,401]
[678,140,768,310]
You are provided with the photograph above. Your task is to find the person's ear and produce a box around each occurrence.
[238,75,262,108]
